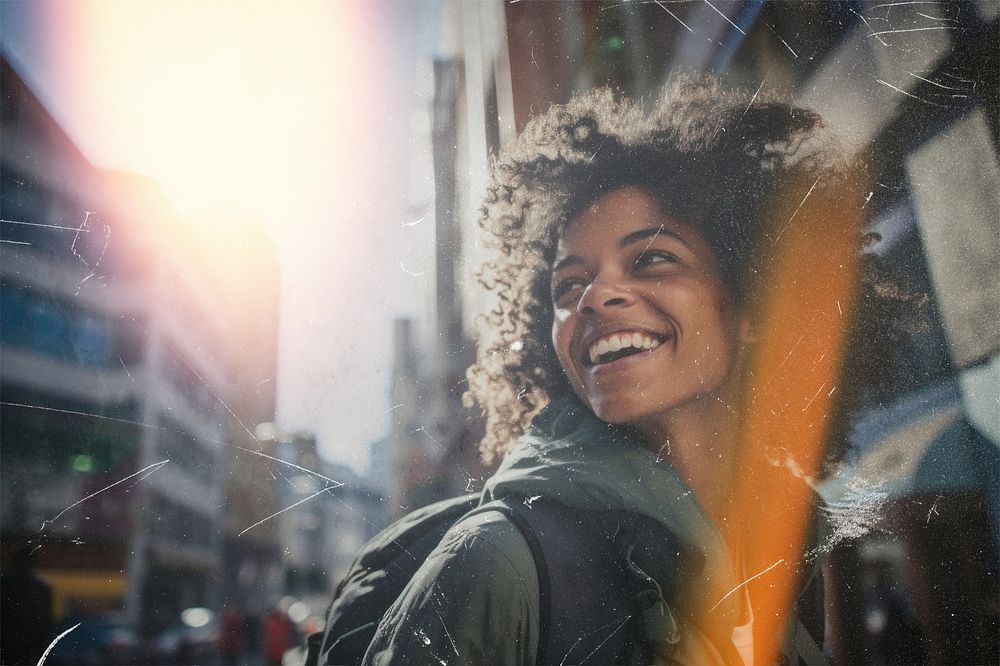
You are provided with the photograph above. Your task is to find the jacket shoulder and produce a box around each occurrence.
[363,510,540,665]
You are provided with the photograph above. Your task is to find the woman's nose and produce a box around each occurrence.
[577,279,635,314]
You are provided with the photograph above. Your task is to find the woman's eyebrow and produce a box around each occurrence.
[619,225,689,249]
[551,255,584,273]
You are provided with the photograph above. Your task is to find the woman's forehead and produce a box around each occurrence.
[554,186,701,257]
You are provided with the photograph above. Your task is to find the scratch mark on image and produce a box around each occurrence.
[412,426,476,487]
[868,26,956,39]
[633,225,665,265]
[655,439,672,463]
[703,0,744,35]
[36,622,81,666]
[239,486,336,536]
[403,214,427,227]
[119,357,136,383]
[779,334,805,368]
[41,460,170,531]
[775,177,820,240]
[710,559,785,613]
[2,218,93,232]
[1,401,170,431]
[70,212,111,295]
[738,80,766,125]
[559,617,629,666]
[875,78,946,107]
[866,1,944,12]
[714,394,738,416]
[175,355,258,442]
[1,239,32,245]
[400,261,425,276]
[1,401,342,489]
[850,8,889,46]
[230,443,344,487]
[906,71,963,90]
[385,403,404,414]
[431,599,460,658]
[942,72,976,86]
[153,339,344,485]
[764,22,798,58]
[926,494,944,524]
[654,1,693,33]
[802,383,826,412]
[272,466,300,490]
[579,616,634,664]
[915,12,956,23]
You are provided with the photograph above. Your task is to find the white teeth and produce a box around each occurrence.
[587,332,664,364]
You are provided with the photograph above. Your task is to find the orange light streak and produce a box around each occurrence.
[715,168,866,664]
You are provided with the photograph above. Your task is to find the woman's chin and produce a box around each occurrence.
[584,395,650,428]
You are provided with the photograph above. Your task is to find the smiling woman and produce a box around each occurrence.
[347,76,918,665]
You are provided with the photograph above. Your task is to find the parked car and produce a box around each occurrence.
[150,608,219,665]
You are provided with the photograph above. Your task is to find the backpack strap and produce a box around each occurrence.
[475,500,555,663]
[792,618,830,665]
[473,497,694,665]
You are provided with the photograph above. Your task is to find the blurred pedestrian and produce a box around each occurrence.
[263,608,293,665]
[218,604,244,665]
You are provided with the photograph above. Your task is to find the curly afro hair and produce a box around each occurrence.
[465,74,921,463]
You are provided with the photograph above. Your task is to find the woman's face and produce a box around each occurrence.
[550,186,751,431]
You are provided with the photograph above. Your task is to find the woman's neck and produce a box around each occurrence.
[638,396,742,525]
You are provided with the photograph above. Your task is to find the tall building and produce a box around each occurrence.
[1,55,283,636]
[383,1,512,517]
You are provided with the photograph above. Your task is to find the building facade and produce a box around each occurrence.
[1,56,283,636]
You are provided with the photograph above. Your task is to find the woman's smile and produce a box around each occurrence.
[583,328,669,367]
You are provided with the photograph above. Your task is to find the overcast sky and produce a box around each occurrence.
[2,1,443,473]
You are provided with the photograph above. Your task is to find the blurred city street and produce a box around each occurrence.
[2,1,999,664]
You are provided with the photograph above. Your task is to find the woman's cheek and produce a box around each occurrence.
[551,315,581,386]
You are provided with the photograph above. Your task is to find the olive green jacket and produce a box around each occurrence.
[363,398,827,665]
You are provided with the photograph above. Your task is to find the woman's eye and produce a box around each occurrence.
[551,279,584,304]
[635,250,679,268]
